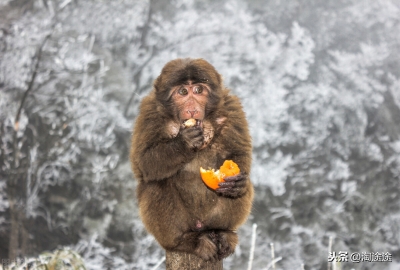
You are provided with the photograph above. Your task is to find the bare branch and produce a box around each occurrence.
[14,33,52,132]
[150,256,165,270]
[247,223,258,270]
[124,46,155,117]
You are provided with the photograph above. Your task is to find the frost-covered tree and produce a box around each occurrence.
[0,0,135,262]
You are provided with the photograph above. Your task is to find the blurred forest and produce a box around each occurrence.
[1,0,400,269]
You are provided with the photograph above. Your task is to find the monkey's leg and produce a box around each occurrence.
[171,230,237,261]
[167,230,220,262]
[214,230,238,260]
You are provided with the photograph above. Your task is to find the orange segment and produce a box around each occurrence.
[199,160,240,190]
[219,160,240,177]
[199,167,223,190]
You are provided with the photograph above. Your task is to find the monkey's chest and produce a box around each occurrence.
[182,146,227,174]
[176,170,218,205]
[176,150,228,216]
[173,175,230,230]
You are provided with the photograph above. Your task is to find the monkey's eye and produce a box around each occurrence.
[193,85,203,94]
[178,87,188,95]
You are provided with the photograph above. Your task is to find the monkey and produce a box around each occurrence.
[130,58,253,262]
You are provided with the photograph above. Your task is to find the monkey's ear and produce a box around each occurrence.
[154,76,161,92]
[154,75,170,97]
[216,117,227,125]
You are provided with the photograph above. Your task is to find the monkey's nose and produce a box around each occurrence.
[187,110,197,118]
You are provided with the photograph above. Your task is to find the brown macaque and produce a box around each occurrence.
[130,58,253,261]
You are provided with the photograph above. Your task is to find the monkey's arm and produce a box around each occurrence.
[130,96,201,182]
[132,135,195,182]
[214,93,253,198]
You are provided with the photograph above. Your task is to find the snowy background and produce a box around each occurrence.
[1,0,400,269]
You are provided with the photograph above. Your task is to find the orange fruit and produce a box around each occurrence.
[200,160,240,190]
[219,160,240,177]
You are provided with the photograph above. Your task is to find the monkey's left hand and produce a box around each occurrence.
[216,173,248,198]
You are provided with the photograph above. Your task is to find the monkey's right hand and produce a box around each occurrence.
[180,126,204,150]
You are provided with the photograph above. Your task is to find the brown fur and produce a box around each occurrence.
[130,58,253,261]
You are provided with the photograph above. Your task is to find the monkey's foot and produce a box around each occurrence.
[194,232,218,262]
[194,230,237,261]
[216,230,238,260]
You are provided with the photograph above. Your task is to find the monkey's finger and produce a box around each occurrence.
[218,181,236,188]
[233,179,247,188]
[216,187,242,197]
[180,125,203,134]
[218,178,246,189]
[223,173,245,182]
[215,187,233,194]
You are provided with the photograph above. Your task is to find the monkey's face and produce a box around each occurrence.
[154,58,223,124]
[170,82,210,127]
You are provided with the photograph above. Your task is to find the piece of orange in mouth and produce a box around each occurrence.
[200,160,240,190]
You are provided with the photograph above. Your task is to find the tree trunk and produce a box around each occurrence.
[166,251,223,270]
[8,201,19,261]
